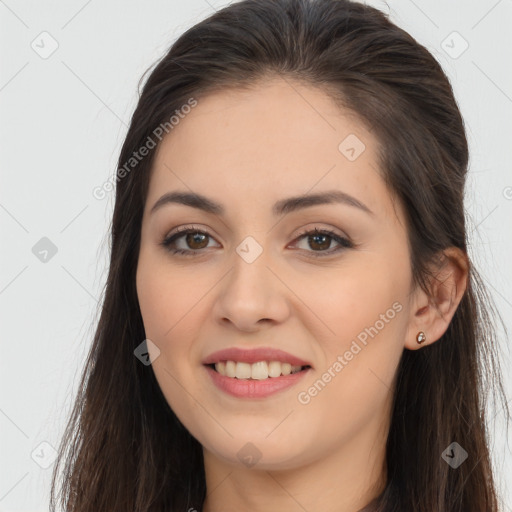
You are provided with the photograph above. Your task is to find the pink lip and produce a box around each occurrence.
[202,347,312,367]
[204,365,311,398]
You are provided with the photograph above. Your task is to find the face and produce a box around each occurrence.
[136,77,415,471]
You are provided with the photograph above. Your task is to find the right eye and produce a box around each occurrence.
[160,225,220,256]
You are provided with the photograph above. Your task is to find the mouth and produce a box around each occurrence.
[205,361,312,380]
[203,361,312,399]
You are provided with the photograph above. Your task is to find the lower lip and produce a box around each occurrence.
[204,365,311,398]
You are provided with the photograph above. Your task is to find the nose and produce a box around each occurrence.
[211,248,290,332]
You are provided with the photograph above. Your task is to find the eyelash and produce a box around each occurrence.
[160,225,354,258]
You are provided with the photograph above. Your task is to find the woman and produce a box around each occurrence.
[50,0,510,510]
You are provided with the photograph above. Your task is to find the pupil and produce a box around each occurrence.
[187,232,208,249]
[311,234,329,250]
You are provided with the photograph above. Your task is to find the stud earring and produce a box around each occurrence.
[416,331,426,344]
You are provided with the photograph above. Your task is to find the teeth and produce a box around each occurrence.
[235,362,252,379]
[251,361,268,380]
[268,361,281,378]
[225,360,236,378]
[213,360,303,379]
[281,362,292,376]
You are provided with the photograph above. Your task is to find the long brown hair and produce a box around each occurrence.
[49,0,510,510]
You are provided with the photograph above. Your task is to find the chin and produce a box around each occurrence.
[200,429,312,471]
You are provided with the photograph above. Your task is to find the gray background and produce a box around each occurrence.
[1,0,511,510]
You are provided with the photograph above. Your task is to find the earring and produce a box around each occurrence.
[416,331,426,344]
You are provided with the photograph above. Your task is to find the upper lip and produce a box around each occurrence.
[202,347,312,367]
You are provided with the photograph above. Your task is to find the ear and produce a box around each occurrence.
[404,247,469,350]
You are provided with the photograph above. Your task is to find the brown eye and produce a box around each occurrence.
[161,227,219,256]
[183,232,209,250]
[292,228,353,257]
[306,232,331,251]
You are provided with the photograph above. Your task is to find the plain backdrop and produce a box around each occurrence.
[1,0,511,510]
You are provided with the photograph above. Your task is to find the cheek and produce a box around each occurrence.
[294,278,406,453]
[296,254,408,404]
[136,255,208,426]
[136,248,208,343]
[136,248,222,384]
[298,256,407,345]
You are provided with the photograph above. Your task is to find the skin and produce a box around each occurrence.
[136,76,468,512]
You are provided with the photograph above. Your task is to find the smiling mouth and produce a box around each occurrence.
[206,361,312,380]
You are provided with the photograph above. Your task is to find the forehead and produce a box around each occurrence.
[147,77,399,223]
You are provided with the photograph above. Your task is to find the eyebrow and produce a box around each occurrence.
[149,190,374,217]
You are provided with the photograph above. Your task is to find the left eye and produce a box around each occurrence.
[160,226,353,257]
[293,228,353,255]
